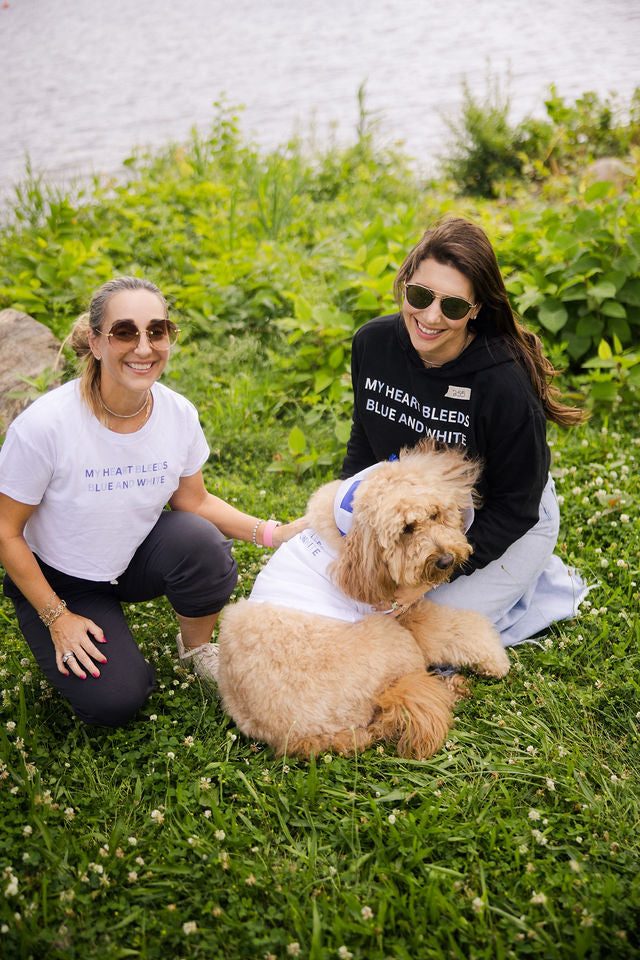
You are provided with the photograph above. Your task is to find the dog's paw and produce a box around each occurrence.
[475,647,510,679]
[443,672,471,700]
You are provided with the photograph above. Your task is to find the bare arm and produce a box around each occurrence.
[168,472,307,547]
[0,493,107,679]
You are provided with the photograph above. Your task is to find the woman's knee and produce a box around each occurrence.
[71,660,156,728]
[159,513,238,615]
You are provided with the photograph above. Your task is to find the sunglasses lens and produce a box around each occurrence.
[441,298,472,321]
[405,284,435,310]
[110,322,138,343]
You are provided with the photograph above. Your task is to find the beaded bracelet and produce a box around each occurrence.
[251,518,265,546]
[262,519,281,549]
[39,598,68,628]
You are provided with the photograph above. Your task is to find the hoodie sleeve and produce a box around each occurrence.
[451,371,550,577]
[341,328,377,478]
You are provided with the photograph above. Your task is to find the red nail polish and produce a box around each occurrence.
[101,658,108,664]
[100,636,107,643]
[92,672,99,678]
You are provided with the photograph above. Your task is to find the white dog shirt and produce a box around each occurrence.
[248,528,379,622]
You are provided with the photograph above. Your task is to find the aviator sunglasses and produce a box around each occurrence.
[102,319,180,347]
[404,282,476,321]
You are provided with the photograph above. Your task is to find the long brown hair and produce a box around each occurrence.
[393,217,585,426]
[65,276,168,424]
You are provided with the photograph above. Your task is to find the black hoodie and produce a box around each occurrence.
[341,312,550,576]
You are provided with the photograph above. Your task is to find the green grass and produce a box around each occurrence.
[1,394,639,959]
[1,98,639,958]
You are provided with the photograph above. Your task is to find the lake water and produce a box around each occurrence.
[1,0,639,196]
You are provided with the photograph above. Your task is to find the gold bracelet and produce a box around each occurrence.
[39,599,68,628]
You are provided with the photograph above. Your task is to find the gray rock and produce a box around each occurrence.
[0,309,65,433]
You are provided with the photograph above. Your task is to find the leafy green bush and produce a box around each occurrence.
[502,182,640,372]
[440,78,640,196]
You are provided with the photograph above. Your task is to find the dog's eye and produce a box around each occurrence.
[402,522,415,535]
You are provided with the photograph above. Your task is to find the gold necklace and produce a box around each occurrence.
[422,331,473,369]
[100,390,150,419]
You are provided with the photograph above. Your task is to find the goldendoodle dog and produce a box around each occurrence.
[217,440,510,759]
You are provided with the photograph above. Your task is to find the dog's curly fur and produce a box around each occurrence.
[217,440,510,759]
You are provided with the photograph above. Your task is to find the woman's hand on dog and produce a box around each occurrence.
[272,515,309,547]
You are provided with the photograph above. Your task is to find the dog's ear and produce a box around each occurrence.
[329,519,396,606]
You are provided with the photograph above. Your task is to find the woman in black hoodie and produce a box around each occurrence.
[342,217,589,646]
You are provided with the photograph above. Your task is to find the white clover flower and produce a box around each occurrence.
[245,874,256,886]
[5,721,16,732]
[204,809,212,819]
[23,825,32,837]
[128,837,137,846]
[183,921,197,935]
[135,856,144,866]
[600,558,609,568]
[528,809,541,821]
[215,829,226,841]
[4,876,18,898]
[287,943,301,956]
[167,751,175,760]
[64,807,75,820]
[388,813,396,824]
[361,905,373,920]
[128,871,138,883]
[530,891,547,905]
[150,809,164,824]
[472,897,484,913]
[337,947,353,960]
[569,860,580,872]
[149,714,158,721]
[526,745,536,755]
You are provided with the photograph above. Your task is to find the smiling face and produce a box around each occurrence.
[402,258,479,366]
[89,288,170,405]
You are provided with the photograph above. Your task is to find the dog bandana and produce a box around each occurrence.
[333,462,384,536]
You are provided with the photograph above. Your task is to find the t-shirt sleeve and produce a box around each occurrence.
[179,405,210,478]
[0,423,54,505]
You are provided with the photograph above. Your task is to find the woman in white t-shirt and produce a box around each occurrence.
[0,276,299,727]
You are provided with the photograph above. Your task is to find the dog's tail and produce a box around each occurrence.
[286,671,458,760]
[368,670,457,759]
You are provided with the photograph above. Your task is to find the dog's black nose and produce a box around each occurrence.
[435,553,454,569]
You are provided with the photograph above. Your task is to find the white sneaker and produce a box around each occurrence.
[176,632,219,682]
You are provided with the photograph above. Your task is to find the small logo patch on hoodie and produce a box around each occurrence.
[445,385,471,400]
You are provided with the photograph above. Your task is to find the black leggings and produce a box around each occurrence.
[3,511,237,727]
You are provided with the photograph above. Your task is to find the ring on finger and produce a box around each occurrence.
[62,651,76,665]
